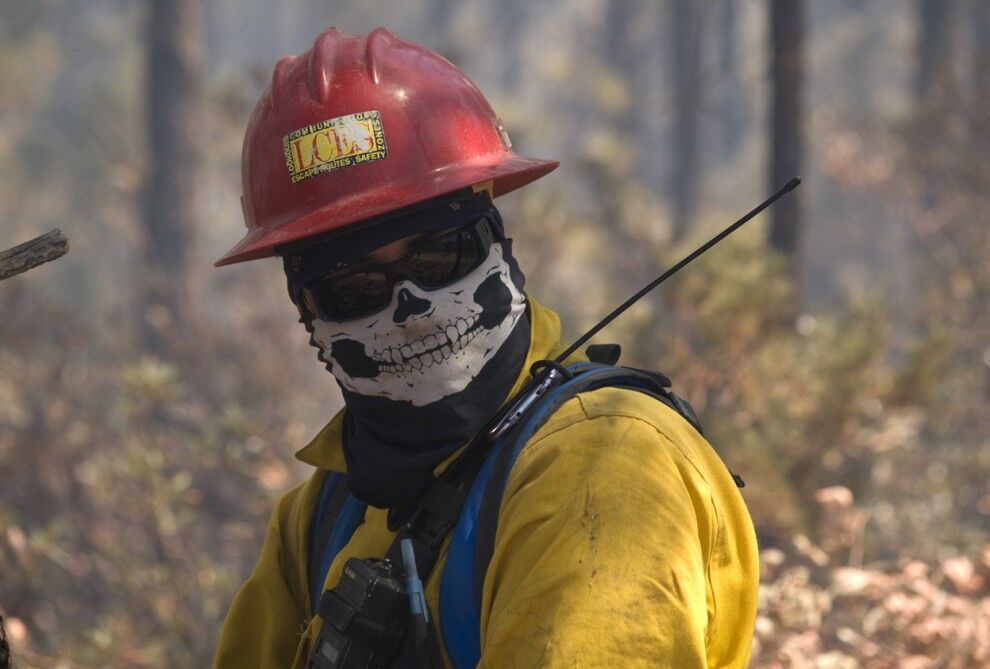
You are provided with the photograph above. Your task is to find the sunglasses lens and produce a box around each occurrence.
[301,218,493,321]
[305,270,390,320]
[406,225,483,288]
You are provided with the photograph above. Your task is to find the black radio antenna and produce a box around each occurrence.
[554,177,802,364]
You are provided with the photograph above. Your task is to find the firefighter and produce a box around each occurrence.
[213,27,758,668]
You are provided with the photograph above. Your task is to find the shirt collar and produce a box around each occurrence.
[294,295,580,471]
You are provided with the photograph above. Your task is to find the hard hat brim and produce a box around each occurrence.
[215,154,558,267]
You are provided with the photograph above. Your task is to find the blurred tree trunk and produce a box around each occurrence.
[840,1,878,118]
[605,0,650,168]
[974,0,990,105]
[142,0,204,351]
[915,0,956,100]
[605,0,637,69]
[717,0,746,161]
[426,0,460,62]
[497,0,527,89]
[428,0,456,38]
[768,0,805,271]
[578,1,664,357]
[912,0,957,223]
[0,614,8,669]
[670,0,702,241]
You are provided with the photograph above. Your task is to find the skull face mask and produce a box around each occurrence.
[283,194,532,510]
[310,241,527,406]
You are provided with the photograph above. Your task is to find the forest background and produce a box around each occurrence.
[1,1,988,667]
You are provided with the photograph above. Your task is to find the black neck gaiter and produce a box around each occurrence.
[340,304,529,510]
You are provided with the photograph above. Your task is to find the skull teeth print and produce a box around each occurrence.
[382,327,482,374]
[309,241,527,407]
[371,315,481,366]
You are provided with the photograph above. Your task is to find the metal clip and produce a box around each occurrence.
[489,368,563,440]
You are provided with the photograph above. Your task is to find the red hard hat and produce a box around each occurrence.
[215,27,559,267]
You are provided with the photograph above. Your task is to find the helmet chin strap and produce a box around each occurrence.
[471,180,494,199]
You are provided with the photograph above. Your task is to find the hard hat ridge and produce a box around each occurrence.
[270,27,402,112]
[270,28,340,110]
[365,26,397,85]
[306,28,337,104]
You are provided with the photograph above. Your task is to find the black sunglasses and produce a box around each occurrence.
[301,216,496,322]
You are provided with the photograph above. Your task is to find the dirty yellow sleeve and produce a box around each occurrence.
[478,387,759,668]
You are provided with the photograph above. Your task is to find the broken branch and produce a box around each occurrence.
[0,229,70,282]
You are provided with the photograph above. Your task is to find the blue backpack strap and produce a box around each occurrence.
[307,471,368,614]
[439,362,704,668]
[436,436,505,668]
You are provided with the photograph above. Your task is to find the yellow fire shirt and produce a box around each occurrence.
[214,297,759,668]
